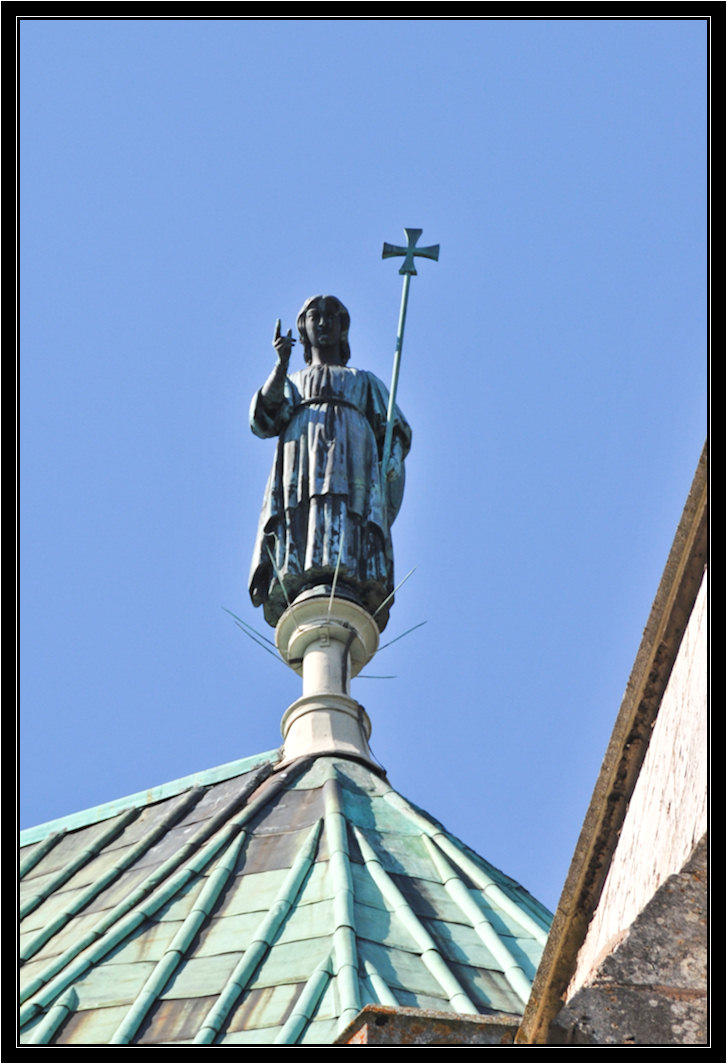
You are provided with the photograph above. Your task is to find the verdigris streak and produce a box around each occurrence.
[249,295,411,631]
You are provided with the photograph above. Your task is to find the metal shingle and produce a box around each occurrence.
[19,753,552,1045]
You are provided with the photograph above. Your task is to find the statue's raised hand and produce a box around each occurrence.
[273,319,296,369]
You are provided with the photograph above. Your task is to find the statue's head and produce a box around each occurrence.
[297,295,351,365]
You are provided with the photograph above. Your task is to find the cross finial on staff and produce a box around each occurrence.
[379,228,440,511]
[382,227,440,275]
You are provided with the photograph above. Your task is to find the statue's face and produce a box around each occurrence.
[305,299,342,357]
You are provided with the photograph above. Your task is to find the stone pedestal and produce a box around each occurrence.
[275,593,380,767]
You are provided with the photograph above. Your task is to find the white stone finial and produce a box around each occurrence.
[275,594,380,767]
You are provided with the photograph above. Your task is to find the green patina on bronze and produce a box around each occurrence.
[248,233,438,633]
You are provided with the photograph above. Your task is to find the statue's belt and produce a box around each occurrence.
[297,397,360,412]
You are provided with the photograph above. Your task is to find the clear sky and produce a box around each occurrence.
[19,18,708,914]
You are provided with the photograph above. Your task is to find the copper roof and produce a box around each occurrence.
[20,751,551,1045]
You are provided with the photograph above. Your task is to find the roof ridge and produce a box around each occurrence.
[351,824,479,1017]
[194,817,324,1044]
[21,760,280,1026]
[422,835,532,1006]
[19,749,281,846]
[20,788,203,966]
[108,821,252,1044]
[382,786,552,938]
[322,769,361,1038]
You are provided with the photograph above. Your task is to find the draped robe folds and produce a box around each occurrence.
[249,363,411,631]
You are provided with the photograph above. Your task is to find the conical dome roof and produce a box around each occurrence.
[20,750,551,1045]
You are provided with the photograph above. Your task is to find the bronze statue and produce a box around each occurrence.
[249,295,411,631]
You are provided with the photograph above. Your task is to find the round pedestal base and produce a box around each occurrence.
[275,593,380,767]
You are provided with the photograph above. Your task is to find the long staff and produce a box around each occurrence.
[380,228,440,496]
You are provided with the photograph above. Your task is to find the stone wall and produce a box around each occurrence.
[555,835,707,1045]
[568,569,707,996]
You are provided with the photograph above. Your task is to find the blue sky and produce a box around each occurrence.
[19,18,708,913]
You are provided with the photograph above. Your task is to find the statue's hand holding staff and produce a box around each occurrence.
[273,319,295,369]
[384,436,404,483]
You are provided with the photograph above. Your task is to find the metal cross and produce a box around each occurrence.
[382,227,440,275]
[380,228,440,508]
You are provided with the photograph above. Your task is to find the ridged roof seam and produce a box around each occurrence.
[19,808,139,922]
[20,788,205,965]
[19,761,281,1017]
[323,770,361,1035]
[352,826,478,1016]
[384,789,550,942]
[432,834,550,944]
[422,836,532,1005]
[24,988,77,1046]
[21,825,232,1019]
[20,831,67,879]
[108,826,250,1044]
[193,817,323,1044]
[19,751,280,847]
[275,956,333,1045]
[362,958,399,1008]
[323,777,355,930]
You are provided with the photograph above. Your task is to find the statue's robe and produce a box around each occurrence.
[249,363,411,630]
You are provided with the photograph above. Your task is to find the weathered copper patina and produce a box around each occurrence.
[248,296,411,631]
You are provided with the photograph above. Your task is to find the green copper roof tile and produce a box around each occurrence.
[25,988,78,1045]
[353,900,421,953]
[274,956,332,1044]
[158,952,242,1000]
[215,867,291,917]
[103,919,184,966]
[18,959,50,1000]
[23,844,173,963]
[225,982,303,1034]
[421,835,532,1005]
[20,832,66,878]
[508,934,547,970]
[54,1003,133,1045]
[367,831,439,882]
[194,911,263,957]
[23,912,109,969]
[19,751,279,847]
[20,854,210,1017]
[20,810,139,922]
[72,866,158,917]
[151,879,207,923]
[219,1025,286,1044]
[109,827,250,1044]
[19,753,552,1044]
[273,898,337,947]
[135,995,219,1044]
[248,936,331,990]
[427,917,506,970]
[356,939,450,999]
[21,823,108,878]
[350,861,389,911]
[73,959,158,1011]
[19,888,86,938]
[394,987,452,1011]
[448,960,524,1015]
[249,784,326,835]
[192,818,323,1043]
[391,873,470,925]
[19,871,59,914]
[309,970,340,1022]
[299,1015,341,1045]
[105,791,204,849]
[322,770,361,1032]
[234,821,326,874]
[361,958,400,1007]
